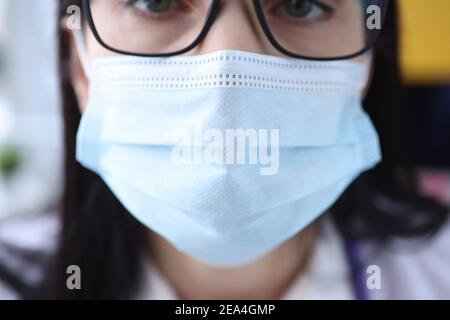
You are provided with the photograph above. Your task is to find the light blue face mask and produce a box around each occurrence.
[75,43,381,267]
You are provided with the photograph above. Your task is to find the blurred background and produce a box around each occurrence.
[0,0,449,219]
[0,0,62,219]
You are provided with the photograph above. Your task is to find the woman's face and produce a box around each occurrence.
[71,0,371,111]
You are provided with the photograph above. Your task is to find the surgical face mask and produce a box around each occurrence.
[75,36,381,267]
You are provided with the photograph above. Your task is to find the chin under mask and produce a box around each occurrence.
[75,43,381,267]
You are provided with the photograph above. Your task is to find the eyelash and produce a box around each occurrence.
[121,0,184,18]
[120,0,334,22]
[266,0,334,21]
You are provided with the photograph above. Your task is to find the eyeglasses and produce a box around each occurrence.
[82,0,389,61]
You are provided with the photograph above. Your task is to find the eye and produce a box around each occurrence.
[123,0,174,14]
[275,0,334,20]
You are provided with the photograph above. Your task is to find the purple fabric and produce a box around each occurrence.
[344,240,369,300]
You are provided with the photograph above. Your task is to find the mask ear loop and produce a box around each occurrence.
[356,50,374,99]
[72,28,92,79]
[362,50,374,84]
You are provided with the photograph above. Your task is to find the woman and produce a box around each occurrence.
[0,0,449,300]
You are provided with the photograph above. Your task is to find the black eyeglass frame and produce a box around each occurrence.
[81,0,390,61]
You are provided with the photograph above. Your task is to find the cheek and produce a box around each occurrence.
[86,29,121,58]
[362,59,374,98]
[349,54,374,99]
[76,30,121,113]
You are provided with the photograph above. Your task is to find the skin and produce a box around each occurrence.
[68,0,372,299]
